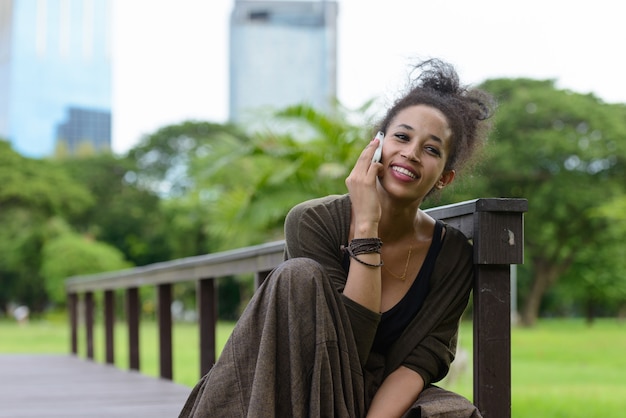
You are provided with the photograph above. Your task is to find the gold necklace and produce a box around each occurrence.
[384,246,412,281]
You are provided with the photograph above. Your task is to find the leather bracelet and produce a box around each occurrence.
[348,237,383,255]
[341,238,384,268]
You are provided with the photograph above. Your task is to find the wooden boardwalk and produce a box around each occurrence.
[0,355,192,417]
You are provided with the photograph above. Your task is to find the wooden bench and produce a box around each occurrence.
[65,197,527,418]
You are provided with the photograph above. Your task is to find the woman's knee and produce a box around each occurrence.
[263,258,328,298]
[272,257,325,282]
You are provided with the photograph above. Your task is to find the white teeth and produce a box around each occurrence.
[392,166,416,179]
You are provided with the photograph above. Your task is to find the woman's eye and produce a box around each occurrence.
[394,133,409,141]
[426,146,441,156]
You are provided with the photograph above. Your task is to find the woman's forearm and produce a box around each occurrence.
[366,366,425,418]
[342,245,382,313]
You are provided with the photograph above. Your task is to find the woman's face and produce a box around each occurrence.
[377,104,455,202]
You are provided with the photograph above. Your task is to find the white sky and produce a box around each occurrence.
[111,0,626,154]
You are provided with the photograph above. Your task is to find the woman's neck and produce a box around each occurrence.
[377,196,423,243]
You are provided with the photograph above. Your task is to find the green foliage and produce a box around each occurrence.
[192,104,371,249]
[40,222,132,306]
[125,121,252,258]
[61,153,171,265]
[0,208,49,311]
[557,206,626,319]
[3,77,626,322]
[127,121,247,197]
[475,79,626,323]
[0,141,94,311]
[0,140,93,217]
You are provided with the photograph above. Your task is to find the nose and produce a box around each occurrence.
[401,143,421,163]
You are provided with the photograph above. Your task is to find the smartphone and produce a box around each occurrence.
[371,131,385,163]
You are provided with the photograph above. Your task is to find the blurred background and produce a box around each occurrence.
[1,0,625,416]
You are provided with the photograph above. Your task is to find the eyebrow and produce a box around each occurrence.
[394,123,443,144]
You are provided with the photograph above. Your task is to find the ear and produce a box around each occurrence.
[436,170,455,190]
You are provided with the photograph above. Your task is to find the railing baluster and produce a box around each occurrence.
[126,287,140,371]
[254,270,272,289]
[158,283,173,380]
[85,292,94,360]
[69,292,78,355]
[104,290,115,365]
[198,278,216,377]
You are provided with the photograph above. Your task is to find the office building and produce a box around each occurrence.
[229,0,338,122]
[0,0,112,157]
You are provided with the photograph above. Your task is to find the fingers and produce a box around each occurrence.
[357,137,382,170]
[346,137,383,190]
[345,138,383,226]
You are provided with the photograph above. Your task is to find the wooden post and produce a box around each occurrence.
[158,283,173,380]
[198,278,216,377]
[104,290,115,365]
[473,264,511,417]
[85,291,94,360]
[471,200,527,418]
[126,287,140,371]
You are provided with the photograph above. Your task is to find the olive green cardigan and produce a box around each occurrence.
[284,194,473,387]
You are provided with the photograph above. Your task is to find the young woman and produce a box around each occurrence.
[180,59,494,418]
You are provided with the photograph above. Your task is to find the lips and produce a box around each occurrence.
[391,164,418,180]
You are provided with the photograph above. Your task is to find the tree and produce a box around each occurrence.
[0,140,92,217]
[477,79,626,325]
[61,153,171,266]
[123,121,253,259]
[40,219,132,306]
[0,140,93,312]
[190,103,373,250]
[127,121,248,198]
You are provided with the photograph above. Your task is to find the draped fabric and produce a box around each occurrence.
[179,258,481,417]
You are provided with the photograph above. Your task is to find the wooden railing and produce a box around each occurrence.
[65,197,527,418]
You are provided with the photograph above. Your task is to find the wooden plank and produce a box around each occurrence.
[0,355,191,417]
[66,241,287,292]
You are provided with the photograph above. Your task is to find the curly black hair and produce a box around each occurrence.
[377,59,495,172]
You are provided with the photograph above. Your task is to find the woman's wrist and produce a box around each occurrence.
[341,238,384,268]
[353,221,379,238]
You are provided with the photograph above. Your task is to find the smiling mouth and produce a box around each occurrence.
[392,166,417,179]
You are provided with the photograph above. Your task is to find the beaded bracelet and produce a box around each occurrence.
[341,238,384,268]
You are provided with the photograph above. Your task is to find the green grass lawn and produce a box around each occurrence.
[2,317,625,417]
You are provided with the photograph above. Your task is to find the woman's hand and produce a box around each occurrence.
[345,137,384,238]
[342,136,385,313]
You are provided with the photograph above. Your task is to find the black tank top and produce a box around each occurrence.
[371,220,445,354]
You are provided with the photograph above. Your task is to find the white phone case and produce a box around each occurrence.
[371,131,385,163]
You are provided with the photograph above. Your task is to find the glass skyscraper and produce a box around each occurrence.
[229,0,338,122]
[0,0,112,157]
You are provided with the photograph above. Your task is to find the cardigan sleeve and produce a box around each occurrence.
[284,195,381,365]
[393,225,474,387]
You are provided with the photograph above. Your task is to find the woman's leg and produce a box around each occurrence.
[179,258,365,418]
